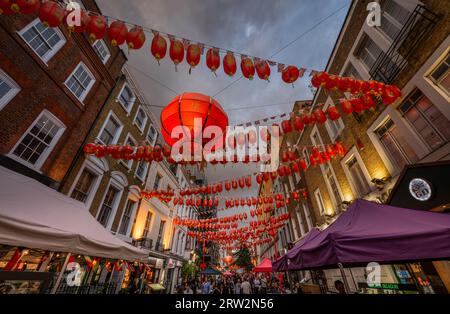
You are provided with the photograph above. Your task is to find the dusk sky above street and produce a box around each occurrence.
[96,0,351,192]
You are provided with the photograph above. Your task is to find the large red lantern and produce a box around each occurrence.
[255,60,271,81]
[151,33,167,64]
[126,26,145,50]
[282,66,300,85]
[38,1,64,28]
[206,48,220,74]
[14,0,40,14]
[326,106,341,120]
[186,44,201,73]
[107,21,128,47]
[169,39,185,70]
[240,57,255,80]
[224,255,233,265]
[223,52,237,77]
[86,15,107,41]
[160,93,228,149]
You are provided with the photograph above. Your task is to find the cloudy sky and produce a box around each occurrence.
[96,0,351,211]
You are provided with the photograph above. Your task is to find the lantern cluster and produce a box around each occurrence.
[173,197,219,208]
[308,142,346,167]
[141,190,174,202]
[311,72,402,104]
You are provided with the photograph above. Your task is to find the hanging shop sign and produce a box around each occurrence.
[408,178,433,202]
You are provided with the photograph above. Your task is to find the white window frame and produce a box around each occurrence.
[96,174,126,231]
[302,147,310,167]
[323,163,344,210]
[18,18,66,64]
[92,39,111,64]
[425,47,450,99]
[340,146,374,198]
[64,62,96,103]
[302,202,313,231]
[68,157,104,209]
[117,82,136,114]
[8,109,66,171]
[117,197,139,239]
[323,97,345,141]
[96,110,124,145]
[0,69,21,111]
[119,133,137,171]
[133,106,148,133]
[367,108,426,176]
[135,161,149,182]
[314,188,326,216]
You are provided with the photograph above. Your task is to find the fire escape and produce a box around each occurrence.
[369,5,440,84]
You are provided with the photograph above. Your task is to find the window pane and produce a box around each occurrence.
[0,79,12,99]
[71,169,96,203]
[12,114,61,166]
[97,186,118,227]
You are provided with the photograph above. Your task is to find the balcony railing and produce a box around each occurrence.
[370,5,440,84]
[48,282,118,294]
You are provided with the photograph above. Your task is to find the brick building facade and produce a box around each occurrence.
[0,0,126,188]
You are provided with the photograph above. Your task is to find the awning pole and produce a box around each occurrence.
[51,253,71,294]
[338,263,351,294]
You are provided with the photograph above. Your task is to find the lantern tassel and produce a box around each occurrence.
[175,64,178,72]
[213,71,218,78]
[189,67,192,75]
[157,59,160,66]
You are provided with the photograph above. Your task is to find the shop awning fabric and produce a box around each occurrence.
[272,228,321,272]
[253,258,272,273]
[286,199,450,270]
[0,167,148,261]
[200,268,222,275]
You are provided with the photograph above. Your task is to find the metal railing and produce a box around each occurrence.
[370,5,440,84]
[48,282,118,294]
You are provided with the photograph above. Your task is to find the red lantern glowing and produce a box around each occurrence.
[160,93,228,148]
[223,52,237,77]
[314,109,327,124]
[241,58,255,80]
[282,66,300,85]
[151,33,167,64]
[281,120,292,134]
[326,106,341,120]
[169,39,185,69]
[255,60,271,81]
[86,15,107,41]
[126,26,145,50]
[38,1,64,28]
[292,116,304,132]
[1,0,16,15]
[107,21,128,47]
[340,99,353,114]
[206,48,220,73]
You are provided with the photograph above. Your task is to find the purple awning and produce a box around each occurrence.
[272,228,321,272]
[287,199,450,270]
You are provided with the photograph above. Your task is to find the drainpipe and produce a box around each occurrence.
[58,74,125,192]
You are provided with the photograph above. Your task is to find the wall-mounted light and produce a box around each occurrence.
[371,176,391,190]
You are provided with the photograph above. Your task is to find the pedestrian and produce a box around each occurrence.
[253,275,261,294]
[241,277,252,294]
[334,280,346,294]
[201,279,211,294]
[261,276,267,294]
[212,283,222,295]
[234,279,242,294]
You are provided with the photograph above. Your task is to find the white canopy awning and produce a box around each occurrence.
[0,166,148,261]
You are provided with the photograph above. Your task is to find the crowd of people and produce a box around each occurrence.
[175,273,308,294]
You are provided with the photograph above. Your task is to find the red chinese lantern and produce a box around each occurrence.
[223,52,237,77]
[255,60,271,81]
[224,255,233,264]
[107,21,128,47]
[86,15,107,41]
[311,72,329,88]
[160,93,228,148]
[200,263,207,271]
[292,116,304,132]
[206,48,220,74]
[186,44,201,73]
[282,66,300,85]
[14,0,40,14]
[126,26,145,50]
[281,120,292,134]
[340,99,353,114]
[240,58,255,80]
[151,33,167,65]
[326,106,341,120]
[38,1,64,28]
[314,109,327,124]
[169,39,184,70]
[65,9,89,33]
[0,0,15,15]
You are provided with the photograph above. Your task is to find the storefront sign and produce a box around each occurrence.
[409,178,433,201]
[358,282,417,291]
[167,258,175,269]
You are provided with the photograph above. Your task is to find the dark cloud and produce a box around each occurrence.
[96,0,350,207]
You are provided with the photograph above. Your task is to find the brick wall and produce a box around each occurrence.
[0,0,127,184]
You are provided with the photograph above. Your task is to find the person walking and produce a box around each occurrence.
[201,279,211,294]
[234,279,242,294]
[241,277,252,294]
[253,276,261,294]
